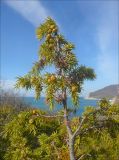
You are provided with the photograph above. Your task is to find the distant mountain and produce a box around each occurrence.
[89,84,119,99]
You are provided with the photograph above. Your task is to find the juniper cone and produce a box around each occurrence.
[16,17,96,160]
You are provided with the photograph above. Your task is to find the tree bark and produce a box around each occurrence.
[69,136,75,160]
[62,90,76,160]
[64,111,76,160]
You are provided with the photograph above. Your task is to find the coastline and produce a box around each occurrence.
[84,96,99,100]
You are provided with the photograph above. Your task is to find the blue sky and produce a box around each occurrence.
[0,0,118,96]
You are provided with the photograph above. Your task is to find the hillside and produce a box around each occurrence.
[89,84,119,99]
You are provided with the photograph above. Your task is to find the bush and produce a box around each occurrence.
[1,102,119,160]
[2,109,66,160]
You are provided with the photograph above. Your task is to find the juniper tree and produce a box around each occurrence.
[16,17,96,160]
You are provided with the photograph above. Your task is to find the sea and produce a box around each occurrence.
[23,97,99,116]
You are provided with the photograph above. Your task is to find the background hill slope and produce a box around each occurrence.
[89,84,119,99]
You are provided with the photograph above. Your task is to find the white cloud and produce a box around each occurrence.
[5,0,49,27]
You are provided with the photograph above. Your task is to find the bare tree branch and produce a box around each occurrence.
[80,124,104,137]
[73,117,86,138]
[35,113,64,118]
[73,108,101,138]
[78,154,91,160]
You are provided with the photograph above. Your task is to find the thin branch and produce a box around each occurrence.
[78,154,91,160]
[35,113,64,118]
[80,125,104,136]
[73,108,101,138]
[73,117,86,138]
[51,141,60,159]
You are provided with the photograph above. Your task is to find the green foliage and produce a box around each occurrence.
[0,102,119,159]
[98,98,110,109]
[15,17,95,108]
[76,129,119,160]
[6,17,119,159]
[16,75,43,100]
[0,103,29,160]
[0,106,14,159]
[74,103,119,160]
[2,109,68,160]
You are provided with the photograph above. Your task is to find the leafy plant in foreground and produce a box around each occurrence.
[14,17,119,160]
[15,17,96,160]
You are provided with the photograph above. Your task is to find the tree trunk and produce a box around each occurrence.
[62,90,76,160]
[69,136,75,160]
[61,64,76,160]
